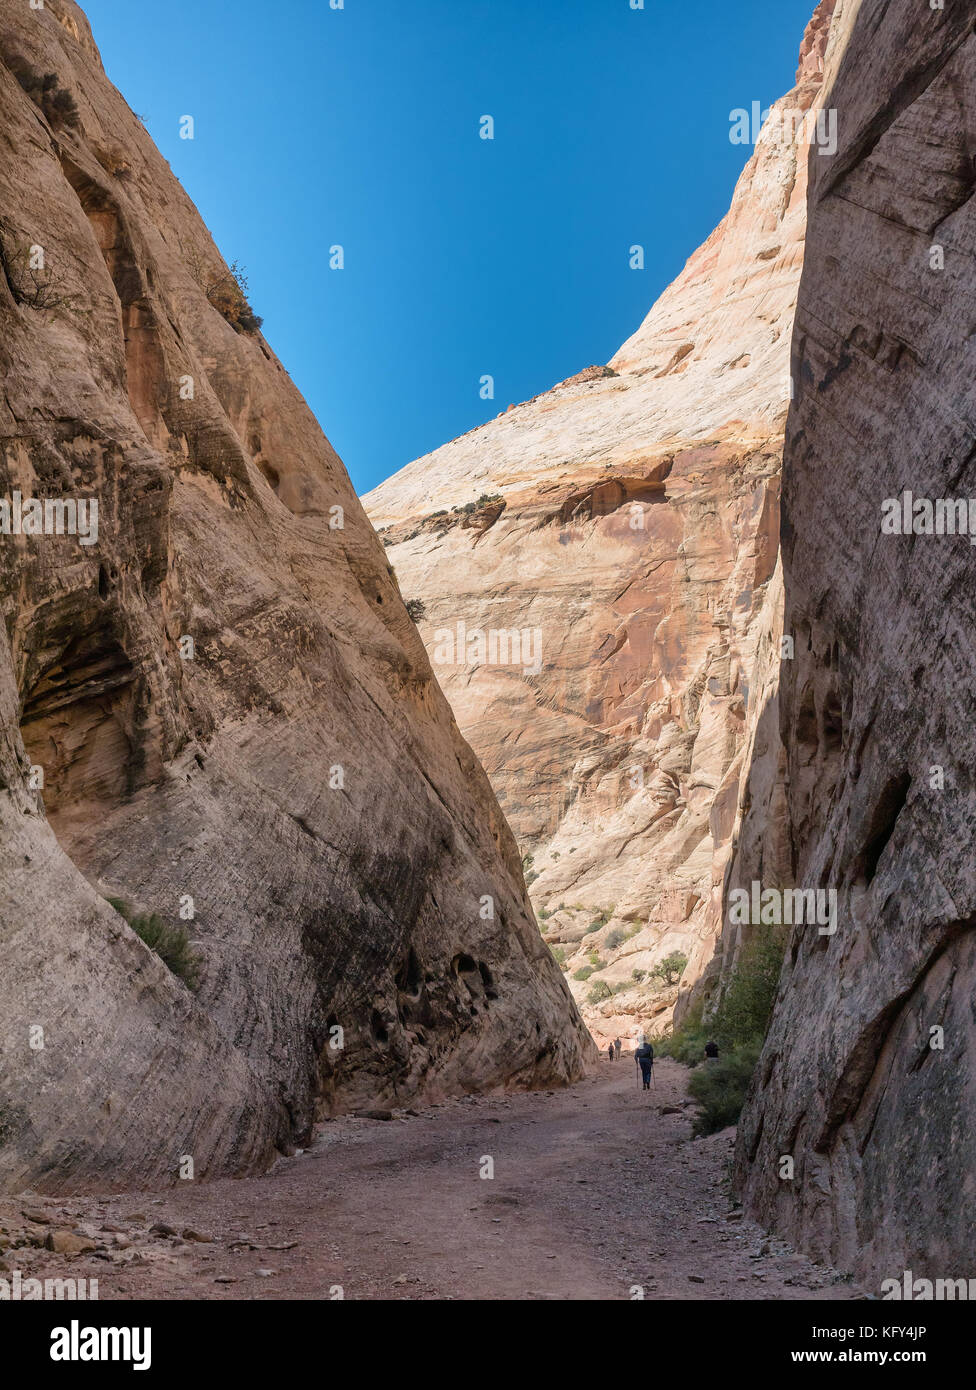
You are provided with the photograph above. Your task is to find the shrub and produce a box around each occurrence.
[205,261,263,333]
[586,980,612,1005]
[651,951,688,987]
[659,926,787,1135]
[573,966,594,982]
[586,908,612,934]
[549,945,567,968]
[106,897,202,990]
[687,1040,763,1136]
[0,218,75,310]
[8,58,80,129]
[404,598,427,622]
[710,926,786,1052]
[604,927,627,951]
[186,252,263,335]
[655,1000,707,1066]
[631,968,646,983]
[95,145,132,179]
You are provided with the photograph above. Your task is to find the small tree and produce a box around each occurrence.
[651,951,688,987]
[586,980,612,1006]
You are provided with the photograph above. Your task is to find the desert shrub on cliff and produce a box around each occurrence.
[604,927,627,950]
[95,144,132,179]
[587,980,612,1005]
[573,965,593,982]
[651,951,688,987]
[106,898,202,991]
[404,598,427,622]
[206,261,263,334]
[0,218,75,310]
[7,57,80,129]
[186,251,264,335]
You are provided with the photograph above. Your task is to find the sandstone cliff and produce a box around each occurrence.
[730,0,976,1282]
[364,2,836,1046]
[0,0,591,1194]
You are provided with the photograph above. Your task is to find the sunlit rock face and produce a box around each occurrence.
[364,2,836,1047]
[730,0,976,1283]
[0,0,591,1194]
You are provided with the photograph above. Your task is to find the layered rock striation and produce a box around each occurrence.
[365,2,836,1045]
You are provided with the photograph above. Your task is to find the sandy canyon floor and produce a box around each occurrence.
[3,1061,864,1301]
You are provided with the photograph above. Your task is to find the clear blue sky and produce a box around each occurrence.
[82,0,815,495]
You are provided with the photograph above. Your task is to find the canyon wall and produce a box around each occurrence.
[732,0,976,1281]
[365,2,836,1046]
[0,0,591,1194]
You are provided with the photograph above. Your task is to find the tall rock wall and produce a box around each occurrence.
[365,2,836,1045]
[0,0,591,1194]
[732,0,976,1281]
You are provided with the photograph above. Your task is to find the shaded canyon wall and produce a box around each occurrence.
[0,0,592,1194]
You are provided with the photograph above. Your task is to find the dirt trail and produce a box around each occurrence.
[4,1060,862,1300]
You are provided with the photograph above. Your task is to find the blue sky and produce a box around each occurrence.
[82,0,816,495]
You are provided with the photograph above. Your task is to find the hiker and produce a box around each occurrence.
[613,1036,622,1060]
[635,1039,654,1090]
[704,1040,719,1060]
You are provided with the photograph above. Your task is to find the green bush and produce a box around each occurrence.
[586,980,612,1005]
[549,944,568,969]
[106,897,202,991]
[710,926,786,1052]
[658,926,787,1135]
[687,1041,763,1136]
[604,928,627,950]
[651,951,688,987]
[573,965,594,982]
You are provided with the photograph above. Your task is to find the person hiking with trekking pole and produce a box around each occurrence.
[635,1037,654,1091]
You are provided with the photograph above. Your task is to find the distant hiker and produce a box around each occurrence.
[613,1037,622,1060]
[704,1040,719,1061]
[607,1043,615,1062]
[635,1040,654,1090]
